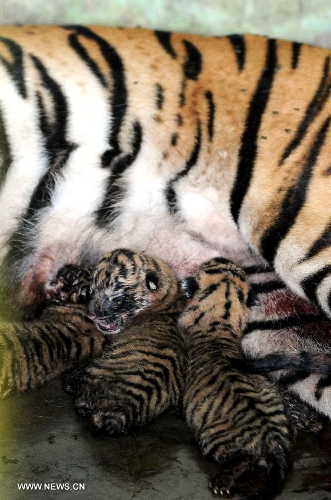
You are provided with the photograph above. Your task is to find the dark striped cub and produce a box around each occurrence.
[62,249,186,434]
[179,258,293,497]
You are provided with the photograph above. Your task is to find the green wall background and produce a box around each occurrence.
[0,0,331,47]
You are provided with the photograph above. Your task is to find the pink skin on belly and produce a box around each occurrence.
[16,254,61,314]
[14,242,84,315]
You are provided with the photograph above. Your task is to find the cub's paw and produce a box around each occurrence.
[63,366,134,434]
[46,265,91,305]
[209,453,286,499]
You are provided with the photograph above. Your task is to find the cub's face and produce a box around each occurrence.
[87,249,179,334]
[179,258,250,333]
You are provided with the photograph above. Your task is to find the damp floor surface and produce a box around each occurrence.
[0,377,331,500]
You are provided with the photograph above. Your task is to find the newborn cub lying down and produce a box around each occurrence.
[60,249,187,433]
[50,249,323,498]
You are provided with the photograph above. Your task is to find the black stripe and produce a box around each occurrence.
[261,116,331,263]
[203,268,227,275]
[243,264,274,274]
[166,119,201,214]
[301,265,331,305]
[205,90,215,141]
[304,222,331,261]
[315,374,331,400]
[27,55,75,214]
[170,133,178,146]
[223,282,231,320]
[6,56,76,267]
[182,40,202,81]
[0,105,12,188]
[245,313,325,334]
[200,282,219,300]
[96,120,142,226]
[155,83,164,110]
[37,325,57,364]
[154,30,177,59]
[251,280,286,294]
[291,42,302,69]
[278,369,313,387]
[0,37,27,98]
[279,56,331,166]
[64,26,127,163]
[67,31,108,87]
[227,35,246,71]
[230,39,278,223]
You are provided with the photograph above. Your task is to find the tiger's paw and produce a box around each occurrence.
[63,366,134,434]
[45,264,91,305]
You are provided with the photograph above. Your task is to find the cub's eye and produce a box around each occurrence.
[146,271,159,292]
[111,295,125,310]
[181,277,199,298]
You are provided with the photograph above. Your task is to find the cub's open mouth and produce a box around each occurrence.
[88,315,122,335]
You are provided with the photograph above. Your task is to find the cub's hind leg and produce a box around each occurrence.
[64,316,186,434]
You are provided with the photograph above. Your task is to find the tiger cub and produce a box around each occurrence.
[61,249,186,434]
[179,258,294,497]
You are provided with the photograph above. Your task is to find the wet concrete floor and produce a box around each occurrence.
[0,377,331,500]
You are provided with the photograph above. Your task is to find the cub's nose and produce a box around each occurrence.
[87,294,124,317]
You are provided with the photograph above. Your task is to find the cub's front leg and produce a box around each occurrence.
[45,264,92,305]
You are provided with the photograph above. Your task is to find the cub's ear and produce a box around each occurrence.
[181,277,199,298]
[146,270,159,291]
[247,289,259,307]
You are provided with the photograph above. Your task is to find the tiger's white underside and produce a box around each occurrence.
[0,53,256,282]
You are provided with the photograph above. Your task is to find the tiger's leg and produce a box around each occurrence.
[0,305,104,398]
[64,318,186,434]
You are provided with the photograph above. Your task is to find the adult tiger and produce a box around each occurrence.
[0,26,331,410]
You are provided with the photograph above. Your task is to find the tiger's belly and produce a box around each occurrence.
[12,177,254,313]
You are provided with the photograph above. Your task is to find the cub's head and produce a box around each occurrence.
[179,257,250,333]
[87,249,180,334]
